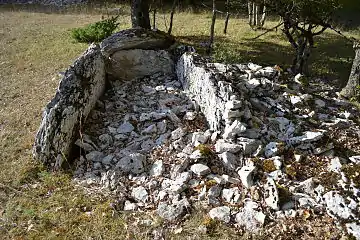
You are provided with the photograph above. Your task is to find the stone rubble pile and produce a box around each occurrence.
[72,52,359,237]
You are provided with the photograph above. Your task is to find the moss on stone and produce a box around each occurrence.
[342,164,360,188]
[263,159,277,173]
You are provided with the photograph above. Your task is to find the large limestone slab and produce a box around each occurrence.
[33,44,106,168]
[176,53,233,131]
[100,28,175,58]
[106,49,174,80]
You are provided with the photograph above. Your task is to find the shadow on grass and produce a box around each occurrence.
[176,32,355,88]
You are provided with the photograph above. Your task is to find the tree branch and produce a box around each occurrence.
[252,22,284,39]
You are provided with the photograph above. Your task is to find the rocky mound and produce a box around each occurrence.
[34,28,360,239]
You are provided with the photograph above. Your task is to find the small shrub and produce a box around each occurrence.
[71,16,119,43]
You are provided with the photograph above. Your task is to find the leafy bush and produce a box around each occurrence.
[71,16,119,43]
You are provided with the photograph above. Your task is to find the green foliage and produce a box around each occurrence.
[71,16,119,43]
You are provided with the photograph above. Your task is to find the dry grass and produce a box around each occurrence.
[0,4,359,239]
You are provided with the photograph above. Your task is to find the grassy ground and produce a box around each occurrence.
[0,4,359,239]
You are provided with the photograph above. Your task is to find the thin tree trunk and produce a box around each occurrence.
[260,3,266,26]
[223,0,230,34]
[252,2,256,26]
[208,0,217,54]
[153,9,156,29]
[168,0,177,34]
[255,4,259,26]
[248,1,252,26]
[341,42,360,98]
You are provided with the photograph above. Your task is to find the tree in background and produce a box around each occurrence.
[265,0,341,75]
[131,0,151,29]
[248,0,266,28]
[341,41,360,99]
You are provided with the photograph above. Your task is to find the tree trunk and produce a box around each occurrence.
[152,9,156,29]
[292,37,311,75]
[248,1,253,26]
[255,4,259,26]
[131,0,151,29]
[208,0,217,54]
[223,0,230,34]
[168,0,177,34]
[252,2,256,26]
[341,42,360,98]
[260,3,266,26]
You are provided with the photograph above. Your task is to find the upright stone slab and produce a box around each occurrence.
[176,53,233,131]
[33,44,106,168]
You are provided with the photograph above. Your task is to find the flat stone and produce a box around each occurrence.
[123,201,138,211]
[171,127,187,140]
[115,153,146,174]
[219,152,237,170]
[264,142,279,158]
[208,185,222,198]
[131,186,148,202]
[264,178,279,210]
[102,154,114,165]
[215,140,242,153]
[157,199,189,221]
[315,99,326,108]
[238,137,260,155]
[323,191,355,220]
[225,100,242,110]
[33,44,105,168]
[191,131,208,146]
[190,164,210,176]
[117,121,134,134]
[238,165,256,188]
[235,200,266,232]
[149,160,164,177]
[142,124,157,134]
[86,151,104,162]
[223,120,247,139]
[209,206,231,223]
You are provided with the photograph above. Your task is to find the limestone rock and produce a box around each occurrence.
[106,49,174,80]
[235,200,266,232]
[219,152,237,170]
[33,44,106,168]
[157,199,189,221]
[116,153,146,174]
[209,206,231,223]
[149,160,164,177]
[100,28,175,57]
[238,165,256,188]
[190,164,210,176]
[132,186,148,202]
[215,139,242,153]
[264,178,279,210]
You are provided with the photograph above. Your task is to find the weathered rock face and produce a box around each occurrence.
[101,29,175,80]
[100,28,175,57]
[33,44,106,168]
[176,54,233,131]
[106,49,174,80]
